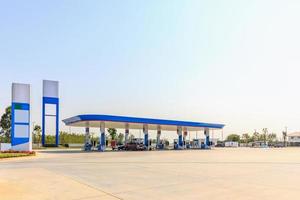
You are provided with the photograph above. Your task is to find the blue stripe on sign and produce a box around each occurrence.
[14,122,30,125]
[13,137,30,146]
[43,97,59,104]
[12,102,30,110]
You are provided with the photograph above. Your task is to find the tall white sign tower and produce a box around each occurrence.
[11,83,32,151]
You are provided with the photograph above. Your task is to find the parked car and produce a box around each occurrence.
[215,142,225,147]
[273,143,284,148]
[124,142,146,151]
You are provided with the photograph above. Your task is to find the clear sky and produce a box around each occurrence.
[1,0,300,139]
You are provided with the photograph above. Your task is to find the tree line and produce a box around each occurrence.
[226,128,278,144]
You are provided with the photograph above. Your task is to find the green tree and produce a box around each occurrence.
[128,134,135,142]
[267,133,277,143]
[241,133,251,143]
[33,125,42,146]
[117,133,124,145]
[226,134,240,142]
[59,131,85,144]
[0,106,11,143]
[108,128,117,140]
[262,128,268,144]
[252,130,260,142]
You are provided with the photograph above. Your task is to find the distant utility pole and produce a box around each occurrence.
[285,126,288,135]
[283,126,288,147]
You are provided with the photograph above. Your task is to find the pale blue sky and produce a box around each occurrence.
[1,0,300,138]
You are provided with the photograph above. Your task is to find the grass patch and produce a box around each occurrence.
[0,151,36,159]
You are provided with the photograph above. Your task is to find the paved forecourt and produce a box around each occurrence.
[2,148,300,200]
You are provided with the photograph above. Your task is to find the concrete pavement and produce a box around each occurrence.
[1,148,300,199]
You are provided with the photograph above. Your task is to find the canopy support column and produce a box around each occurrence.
[125,124,129,145]
[183,128,188,149]
[177,127,183,149]
[84,126,92,151]
[156,126,162,149]
[143,124,149,150]
[98,122,105,151]
[204,128,210,148]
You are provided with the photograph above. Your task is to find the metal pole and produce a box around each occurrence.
[285,126,288,147]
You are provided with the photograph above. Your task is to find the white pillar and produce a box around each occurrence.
[42,80,59,147]
[143,124,149,149]
[125,123,129,144]
[99,122,105,151]
[11,83,32,151]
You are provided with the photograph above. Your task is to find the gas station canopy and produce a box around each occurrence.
[63,114,225,131]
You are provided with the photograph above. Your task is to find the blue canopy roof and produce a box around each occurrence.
[63,114,225,131]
